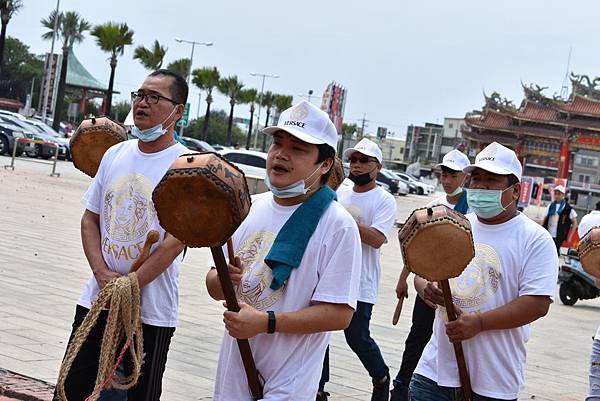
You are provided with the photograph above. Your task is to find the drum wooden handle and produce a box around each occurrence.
[392,296,405,325]
[129,230,160,273]
[227,239,235,263]
[440,279,472,401]
[211,246,263,400]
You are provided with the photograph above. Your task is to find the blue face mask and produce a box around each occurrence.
[265,164,323,199]
[131,106,178,143]
[467,186,514,219]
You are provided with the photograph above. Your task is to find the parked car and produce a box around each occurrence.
[376,169,402,195]
[395,172,435,195]
[0,122,27,156]
[25,118,71,160]
[23,131,67,159]
[181,136,215,152]
[219,148,267,179]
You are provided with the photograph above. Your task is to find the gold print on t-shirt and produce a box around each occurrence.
[236,230,285,310]
[449,243,502,309]
[103,173,156,245]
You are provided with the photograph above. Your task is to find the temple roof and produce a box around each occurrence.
[66,48,109,92]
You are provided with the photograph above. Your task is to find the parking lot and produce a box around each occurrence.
[0,155,597,400]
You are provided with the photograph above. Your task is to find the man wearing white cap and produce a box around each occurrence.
[317,138,397,401]
[206,101,362,401]
[410,142,558,401]
[390,149,470,401]
[542,184,578,254]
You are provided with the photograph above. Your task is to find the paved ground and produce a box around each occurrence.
[0,155,597,400]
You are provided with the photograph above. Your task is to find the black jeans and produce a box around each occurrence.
[53,305,175,401]
[393,295,435,390]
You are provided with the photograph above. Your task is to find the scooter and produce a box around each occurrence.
[559,248,600,305]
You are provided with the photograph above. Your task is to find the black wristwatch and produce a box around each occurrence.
[267,310,276,334]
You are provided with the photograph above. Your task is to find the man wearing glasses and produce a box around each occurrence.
[55,70,189,401]
[317,138,397,401]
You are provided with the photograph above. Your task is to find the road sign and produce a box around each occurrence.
[177,103,191,127]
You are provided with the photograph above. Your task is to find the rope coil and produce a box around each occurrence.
[56,272,144,401]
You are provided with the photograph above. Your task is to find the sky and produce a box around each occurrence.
[9,0,600,138]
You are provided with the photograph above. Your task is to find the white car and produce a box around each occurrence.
[395,172,435,195]
[219,149,268,179]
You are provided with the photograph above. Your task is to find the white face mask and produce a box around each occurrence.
[131,106,178,143]
[447,186,463,197]
[265,163,323,199]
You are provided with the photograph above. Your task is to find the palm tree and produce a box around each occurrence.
[217,75,244,147]
[0,0,22,73]
[192,66,220,140]
[259,91,275,151]
[91,22,134,117]
[274,94,293,119]
[166,58,190,79]
[238,88,257,150]
[133,40,167,71]
[41,10,91,131]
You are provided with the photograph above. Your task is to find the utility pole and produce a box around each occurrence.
[250,72,279,149]
[41,0,60,123]
[360,113,367,139]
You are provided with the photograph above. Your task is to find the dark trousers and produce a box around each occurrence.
[53,305,175,401]
[554,237,563,254]
[409,374,517,401]
[319,301,388,391]
[393,295,435,390]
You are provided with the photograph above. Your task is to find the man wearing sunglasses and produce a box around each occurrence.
[317,138,397,401]
[55,69,190,401]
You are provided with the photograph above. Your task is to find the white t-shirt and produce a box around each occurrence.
[213,192,362,401]
[415,213,559,400]
[578,210,600,238]
[79,139,189,327]
[336,185,397,304]
[545,203,577,238]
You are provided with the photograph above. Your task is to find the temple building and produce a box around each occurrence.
[462,73,600,204]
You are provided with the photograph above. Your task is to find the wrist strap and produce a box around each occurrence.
[267,310,276,334]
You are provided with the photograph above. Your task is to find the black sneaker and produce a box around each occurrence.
[389,384,409,401]
[316,390,330,401]
[372,374,390,401]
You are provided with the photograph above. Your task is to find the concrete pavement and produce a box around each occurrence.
[0,155,596,400]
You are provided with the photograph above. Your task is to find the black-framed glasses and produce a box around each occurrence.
[131,91,178,105]
[349,156,375,164]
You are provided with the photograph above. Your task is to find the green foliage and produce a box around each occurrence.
[41,10,91,51]
[1,36,43,102]
[134,40,167,71]
[217,75,244,105]
[0,0,23,22]
[186,109,245,146]
[166,58,190,79]
[238,88,257,106]
[274,94,293,113]
[90,22,134,62]
[192,66,220,99]
[110,100,130,123]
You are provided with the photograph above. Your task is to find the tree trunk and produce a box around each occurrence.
[261,107,271,152]
[106,55,117,117]
[0,21,7,74]
[202,95,212,141]
[52,46,69,132]
[245,104,254,150]
[226,100,234,146]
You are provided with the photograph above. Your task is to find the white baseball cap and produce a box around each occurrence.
[578,211,600,238]
[436,149,470,172]
[463,142,522,182]
[263,100,337,152]
[343,138,383,163]
[554,185,566,194]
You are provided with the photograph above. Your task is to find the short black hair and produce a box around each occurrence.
[148,69,188,104]
[595,201,600,211]
[316,144,336,185]
[507,174,520,187]
[441,165,461,174]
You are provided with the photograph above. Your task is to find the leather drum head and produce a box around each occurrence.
[579,227,600,278]
[399,205,475,281]
[326,157,345,191]
[152,152,251,248]
[70,116,127,177]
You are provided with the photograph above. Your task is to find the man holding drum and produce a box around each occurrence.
[55,69,189,401]
[206,101,362,401]
[410,142,558,401]
[390,149,470,401]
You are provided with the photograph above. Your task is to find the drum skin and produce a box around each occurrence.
[70,116,127,177]
[152,152,251,248]
[326,157,345,191]
[579,227,600,278]
[398,205,475,282]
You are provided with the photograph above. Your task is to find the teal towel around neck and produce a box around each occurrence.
[265,186,337,290]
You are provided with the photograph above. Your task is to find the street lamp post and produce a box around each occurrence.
[41,0,60,123]
[250,72,279,149]
[175,37,213,136]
